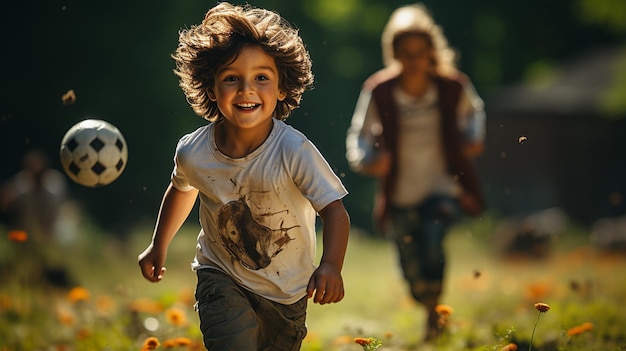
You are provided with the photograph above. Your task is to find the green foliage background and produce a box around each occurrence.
[1,0,624,233]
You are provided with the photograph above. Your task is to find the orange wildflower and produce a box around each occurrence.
[163,337,192,348]
[580,322,594,331]
[332,335,353,346]
[566,325,585,337]
[566,322,594,336]
[7,230,28,242]
[75,328,91,340]
[162,339,177,349]
[141,337,160,351]
[435,304,454,315]
[67,287,90,303]
[130,298,164,314]
[174,337,192,346]
[354,337,375,346]
[530,302,550,351]
[525,282,549,300]
[354,337,382,350]
[56,309,75,326]
[0,294,12,311]
[534,302,550,313]
[165,307,188,326]
[501,343,518,351]
[96,295,115,315]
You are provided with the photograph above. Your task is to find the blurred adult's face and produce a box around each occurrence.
[393,34,433,77]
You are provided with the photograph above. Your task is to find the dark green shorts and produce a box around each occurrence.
[194,268,308,351]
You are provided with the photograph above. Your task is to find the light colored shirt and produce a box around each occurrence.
[173,119,348,304]
[346,78,485,206]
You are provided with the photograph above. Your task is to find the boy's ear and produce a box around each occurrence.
[207,90,217,101]
[278,90,287,101]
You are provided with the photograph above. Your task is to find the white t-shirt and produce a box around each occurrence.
[346,78,485,207]
[172,119,348,304]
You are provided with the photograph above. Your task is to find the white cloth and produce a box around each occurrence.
[346,78,485,207]
[172,119,348,304]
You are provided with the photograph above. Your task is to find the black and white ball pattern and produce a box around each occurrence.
[60,119,128,187]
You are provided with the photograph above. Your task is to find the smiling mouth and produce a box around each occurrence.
[236,102,260,110]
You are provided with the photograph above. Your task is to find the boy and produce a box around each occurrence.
[138,3,350,350]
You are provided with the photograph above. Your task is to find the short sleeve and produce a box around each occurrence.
[290,140,348,212]
[170,136,196,192]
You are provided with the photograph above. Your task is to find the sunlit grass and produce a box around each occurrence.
[306,218,626,351]
[1,216,625,350]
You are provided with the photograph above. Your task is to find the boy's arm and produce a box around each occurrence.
[138,182,199,282]
[307,199,350,304]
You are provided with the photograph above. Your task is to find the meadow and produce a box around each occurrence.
[1,216,625,351]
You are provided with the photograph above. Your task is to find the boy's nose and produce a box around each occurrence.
[238,80,253,94]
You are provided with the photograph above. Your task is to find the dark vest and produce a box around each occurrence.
[367,70,485,228]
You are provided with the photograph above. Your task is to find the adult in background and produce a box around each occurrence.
[346,3,486,341]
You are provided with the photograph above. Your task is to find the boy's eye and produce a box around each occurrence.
[257,75,269,81]
[224,76,238,82]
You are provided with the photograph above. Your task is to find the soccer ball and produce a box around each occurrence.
[60,119,128,187]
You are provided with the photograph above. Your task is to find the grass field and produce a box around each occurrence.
[1,216,625,350]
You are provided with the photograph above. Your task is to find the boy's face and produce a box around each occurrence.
[394,34,433,77]
[209,45,286,130]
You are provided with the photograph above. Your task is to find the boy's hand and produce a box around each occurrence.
[307,262,344,304]
[138,244,167,283]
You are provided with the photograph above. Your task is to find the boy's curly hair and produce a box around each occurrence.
[172,2,314,121]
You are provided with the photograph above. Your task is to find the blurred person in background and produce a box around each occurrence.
[1,149,79,287]
[346,3,486,341]
[1,149,75,244]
